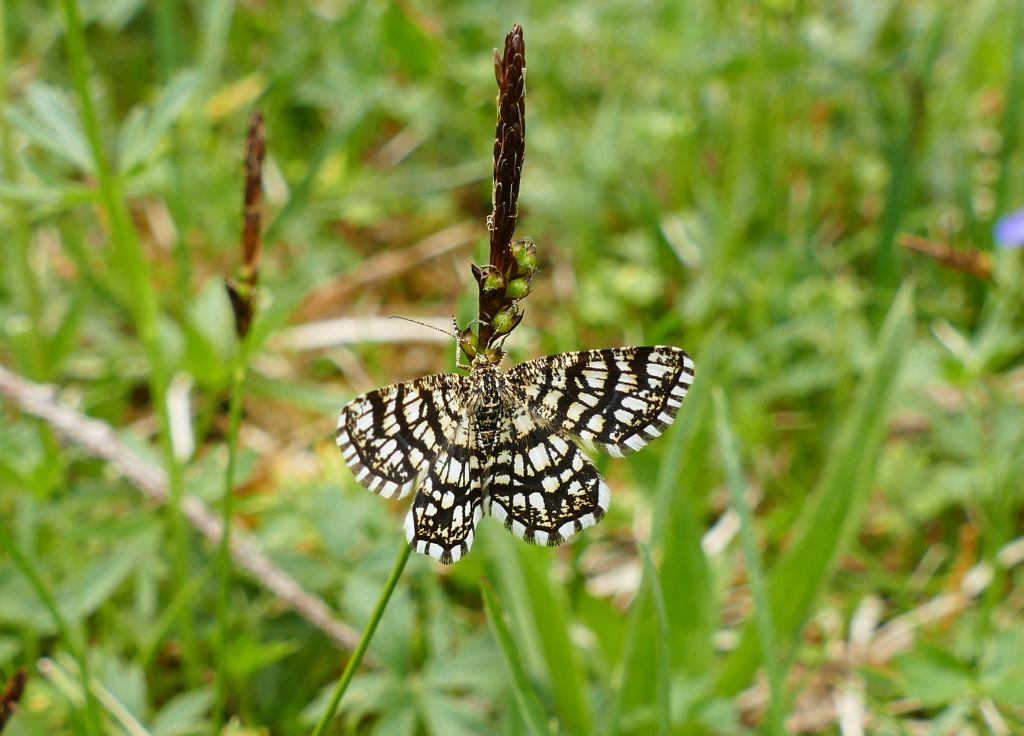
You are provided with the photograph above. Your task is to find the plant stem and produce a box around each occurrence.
[0,0,44,379]
[0,525,103,736]
[212,342,249,732]
[58,0,198,683]
[993,0,1022,226]
[310,542,412,736]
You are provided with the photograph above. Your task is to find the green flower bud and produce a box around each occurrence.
[491,306,520,335]
[505,277,532,299]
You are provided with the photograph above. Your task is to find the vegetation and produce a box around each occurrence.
[1,1,1022,734]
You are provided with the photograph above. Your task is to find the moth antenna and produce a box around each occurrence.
[388,315,458,338]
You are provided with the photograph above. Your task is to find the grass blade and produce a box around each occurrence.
[483,534,593,735]
[211,360,246,732]
[637,543,670,736]
[716,284,914,695]
[713,389,785,735]
[603,545,673,736]
[516,545,593,735]
[994,0,1023,223]
[480,579,552,736]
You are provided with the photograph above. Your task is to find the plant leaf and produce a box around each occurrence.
[7,83,94,172]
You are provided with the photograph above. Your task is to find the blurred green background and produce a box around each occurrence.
[1,1,1023,734]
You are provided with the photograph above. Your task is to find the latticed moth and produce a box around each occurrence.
[336,346,694,563]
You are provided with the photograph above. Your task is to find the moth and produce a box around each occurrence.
[337,346,694,563]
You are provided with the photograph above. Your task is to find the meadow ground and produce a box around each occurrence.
[1,2,1023,734]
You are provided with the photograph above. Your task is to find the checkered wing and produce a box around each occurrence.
[336,374,467,499]
[483,399,610,546]
[507,346,694,458]
[337,373,484,563]
[403,421,483,564]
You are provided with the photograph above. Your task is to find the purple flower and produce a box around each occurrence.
[994,208,1024,248]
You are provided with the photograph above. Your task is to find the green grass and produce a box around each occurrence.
[1,1,1023,734]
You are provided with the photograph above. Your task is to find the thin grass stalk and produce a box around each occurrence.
[0,0,44,379]
[993,0,1022,226]
[713,389,786,736]
[212,341,249,732]
[0,525,103,736]
[2,5,63,680]
[58,0,198,682]
[310,542,412,736]
[213,107,265,731]
[139,564,215,669]
[1,0,62,495]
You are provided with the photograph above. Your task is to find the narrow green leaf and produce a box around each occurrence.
[716,285,914,695]
[637,544,670,736]
[713,389,785,734]
[515,545,593,736]
[480,580,551,736]
[482,530,592,734]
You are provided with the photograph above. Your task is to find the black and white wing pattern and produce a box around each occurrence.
[507,346,694,458]
[336,374,482,563]
[403,429,483,564]
[482,398,610,546]
[337,345,695,564]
